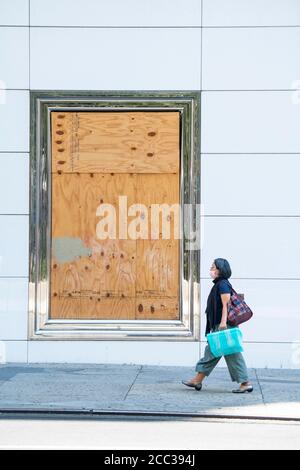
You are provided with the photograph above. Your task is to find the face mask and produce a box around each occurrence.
[209,269,217,279]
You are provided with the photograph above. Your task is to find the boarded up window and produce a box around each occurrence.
[50,111,180,320]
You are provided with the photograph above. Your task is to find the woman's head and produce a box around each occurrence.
[210,258,232,279]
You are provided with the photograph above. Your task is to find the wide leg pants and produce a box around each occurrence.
[195,323,249,383]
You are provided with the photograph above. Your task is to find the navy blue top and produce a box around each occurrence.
[205,277,232,335]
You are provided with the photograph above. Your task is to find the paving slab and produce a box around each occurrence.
[0,364,299,419]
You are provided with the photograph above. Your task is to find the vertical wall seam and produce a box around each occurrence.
[28,0,30,89]
[200,0,203,91]
[198,0,204,356]
[27,0,31,364]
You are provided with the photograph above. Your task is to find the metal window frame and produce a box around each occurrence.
[28,90,201,341]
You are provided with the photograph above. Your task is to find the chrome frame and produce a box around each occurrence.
[28,90,201,341]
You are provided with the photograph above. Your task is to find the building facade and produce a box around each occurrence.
[0,0,300,369]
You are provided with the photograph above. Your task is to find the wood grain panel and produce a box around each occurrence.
[50,111,180,321]
[135,297,179,320]
[50,172,136,319]
[135,174,180,319]
[51,111,180,174]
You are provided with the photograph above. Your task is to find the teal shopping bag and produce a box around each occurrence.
[207,327,244,358]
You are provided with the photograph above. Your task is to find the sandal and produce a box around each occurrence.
[232,385,253,394]
[182,380,202,391]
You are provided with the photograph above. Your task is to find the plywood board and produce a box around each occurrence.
[51,111,180,174]
[50,111,180,320]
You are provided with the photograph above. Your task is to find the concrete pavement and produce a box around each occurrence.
[0,363,299,420]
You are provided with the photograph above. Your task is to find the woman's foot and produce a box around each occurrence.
[182,373,205,390]
[232,382,253,393]
[182,380,203,391]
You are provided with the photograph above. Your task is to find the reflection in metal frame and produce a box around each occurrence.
[29,90,201,340]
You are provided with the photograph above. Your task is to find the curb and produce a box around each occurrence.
[0,408,299,422]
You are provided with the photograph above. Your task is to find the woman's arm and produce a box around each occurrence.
[219,293,230,330]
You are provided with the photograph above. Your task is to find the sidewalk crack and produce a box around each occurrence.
[123,365,143,401]
[255,368,266,406]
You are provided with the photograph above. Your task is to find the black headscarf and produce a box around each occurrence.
[205,276,230,335]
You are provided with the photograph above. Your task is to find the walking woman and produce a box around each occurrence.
[182,258,253,393]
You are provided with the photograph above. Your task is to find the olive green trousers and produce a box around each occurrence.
[195,323,249,383]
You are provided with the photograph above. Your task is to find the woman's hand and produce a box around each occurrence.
[218,321,228,331]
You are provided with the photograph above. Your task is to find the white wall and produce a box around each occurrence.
[0,0,299,369]
[200,0,300,370]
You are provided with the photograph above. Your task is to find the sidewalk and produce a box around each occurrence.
[0,363,299,420]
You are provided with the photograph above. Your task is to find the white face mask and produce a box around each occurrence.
[209,269,218,279]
